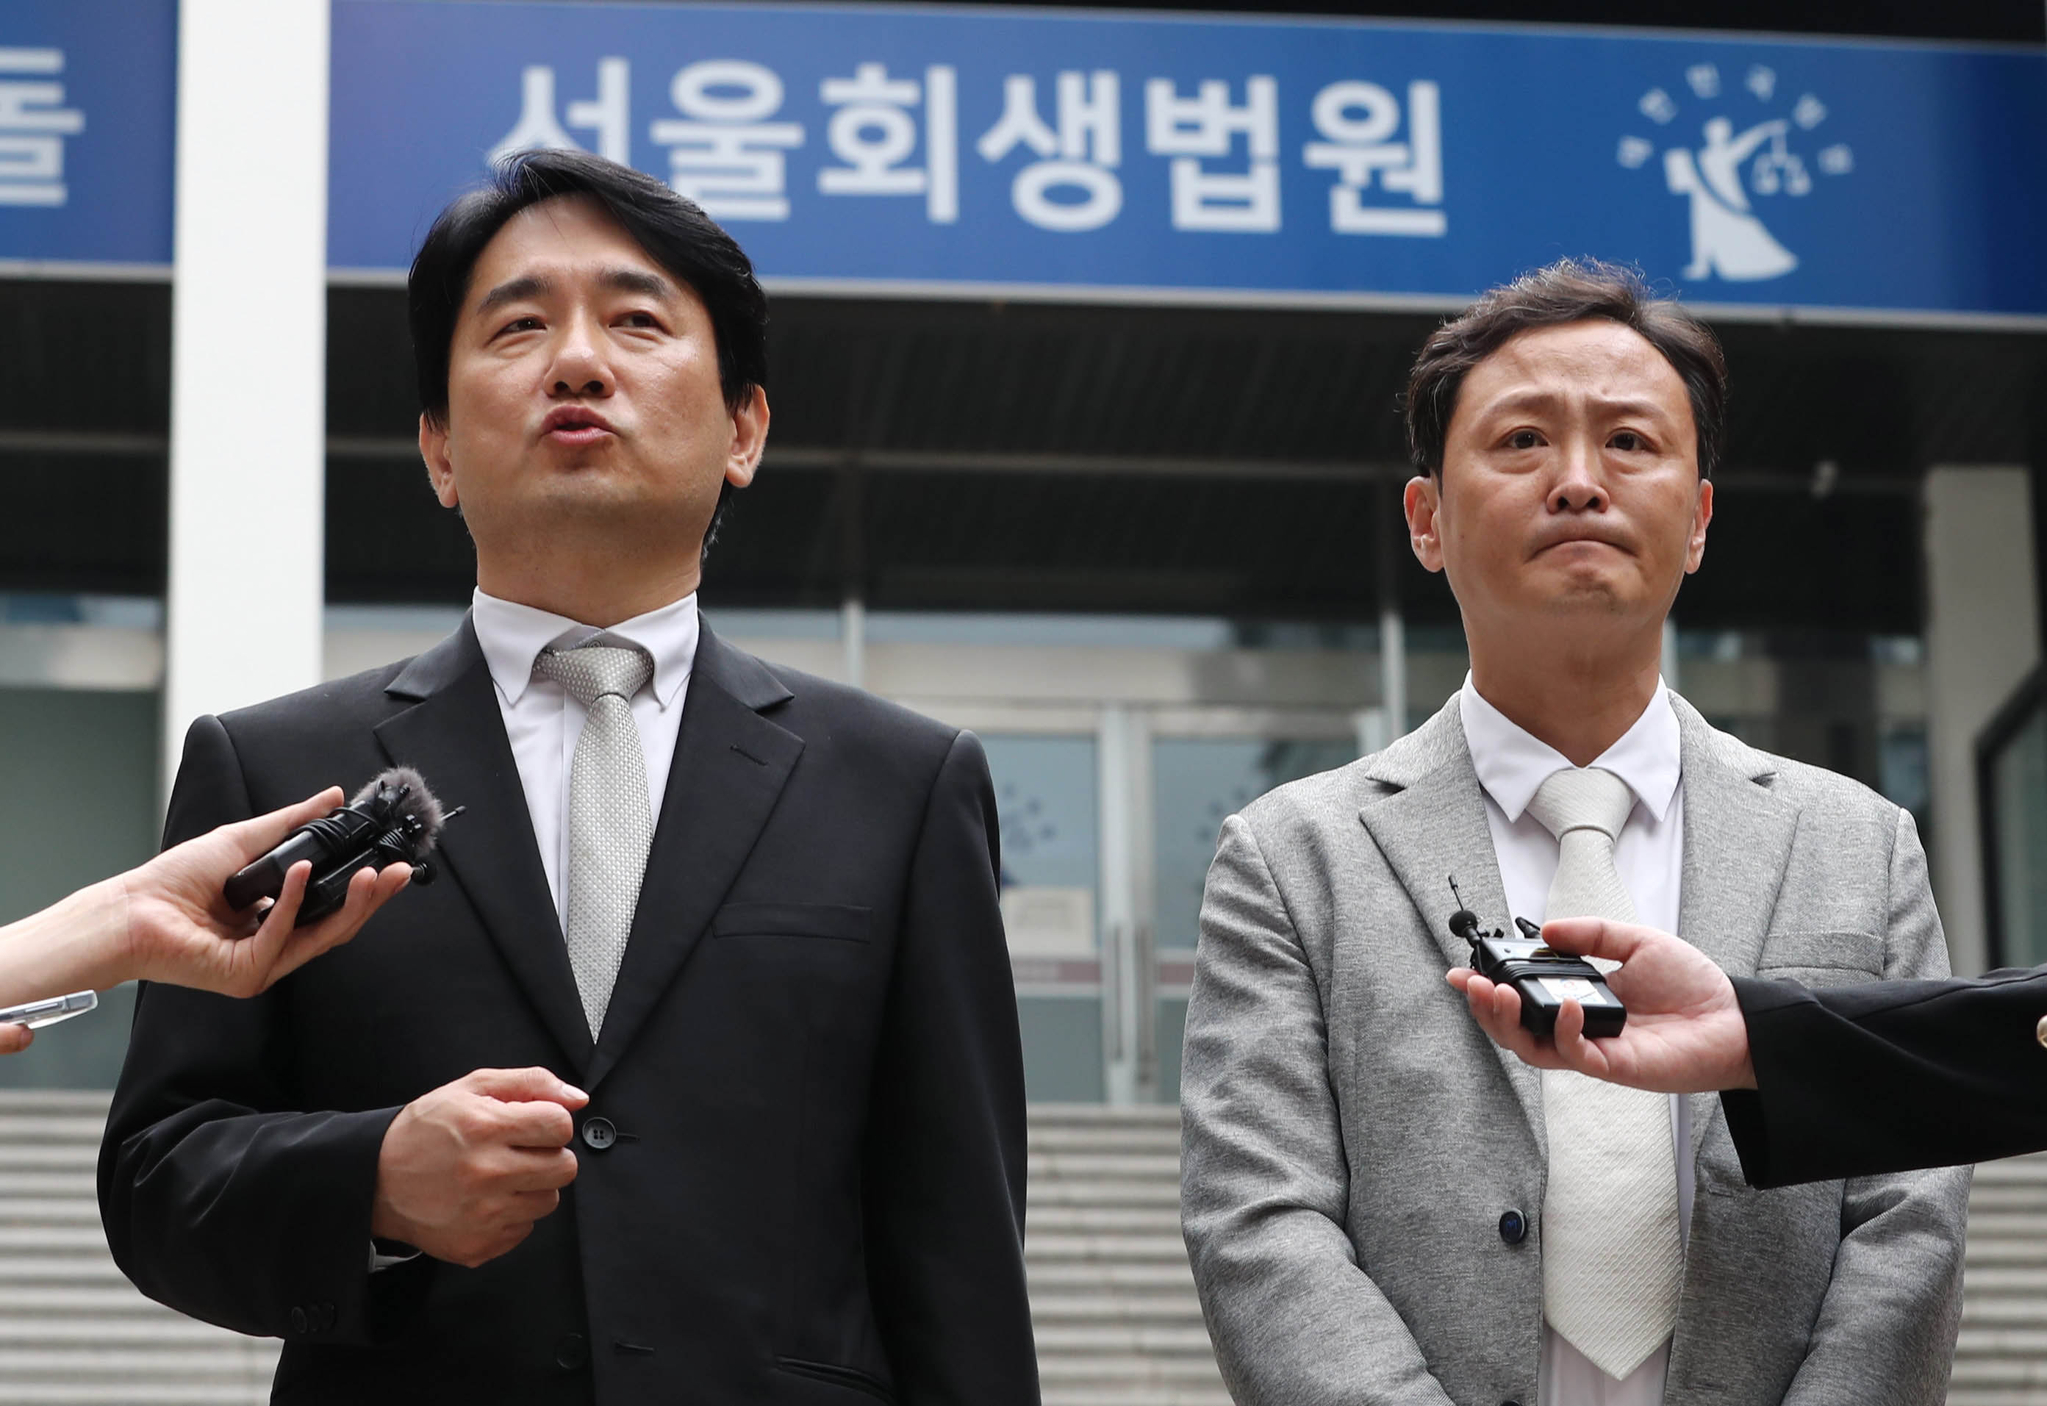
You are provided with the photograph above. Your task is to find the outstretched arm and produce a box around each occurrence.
[0,789,409,1050]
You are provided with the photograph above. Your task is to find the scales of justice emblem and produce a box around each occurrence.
[1617,62,1854,282]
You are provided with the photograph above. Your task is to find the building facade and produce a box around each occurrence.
[1,0,2043,1108]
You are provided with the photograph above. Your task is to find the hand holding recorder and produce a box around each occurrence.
[1447,916,1757,1093]
[0,787,416,1053]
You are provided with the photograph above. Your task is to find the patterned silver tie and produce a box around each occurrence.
[1526,765,1683,1382]
[533,643,655,1040]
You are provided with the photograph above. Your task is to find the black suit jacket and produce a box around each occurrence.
[98,620,1039,1406]
[1722,967,2047,1188]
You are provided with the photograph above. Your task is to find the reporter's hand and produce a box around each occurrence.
[370,1068,588,1268]
[115,788,413,998]
[1446,917,1756,1093]
[0,1023,29,1055]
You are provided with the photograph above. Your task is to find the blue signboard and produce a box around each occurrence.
[328,1,2047,321]
[0,0,175,271]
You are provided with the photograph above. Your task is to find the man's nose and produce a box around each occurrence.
[1549,439,1608,511]
[547,315,611,398]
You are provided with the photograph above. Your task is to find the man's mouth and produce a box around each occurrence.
[540,407,615,443]
[1536,531,1629,556]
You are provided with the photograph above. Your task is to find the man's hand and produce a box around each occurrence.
[1446,917,1757,1093]
[0,1023,29,1055]
[115,788,413,997]
[370,1068,589,1268]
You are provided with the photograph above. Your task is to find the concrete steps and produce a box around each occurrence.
[1027,1105,1229,1406]
[1952,1155,2047,1406]
[7,1092,2043,1404]
[0,1091,279,1405]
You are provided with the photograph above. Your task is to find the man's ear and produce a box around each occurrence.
[1405,474,1445,573]
[724,385,769,489]
[1684,477,1713,574]
[419,412,459,509]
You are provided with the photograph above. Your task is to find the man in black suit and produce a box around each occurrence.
[1451,914,2047,1187]
[99,149,1038,1405]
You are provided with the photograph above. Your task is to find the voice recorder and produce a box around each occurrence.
[1447,877,1627,1039]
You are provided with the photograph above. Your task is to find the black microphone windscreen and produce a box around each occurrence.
[352,766,450,857]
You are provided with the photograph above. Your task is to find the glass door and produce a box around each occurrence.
[958,703,1367,1105]
[980,726,1107,1102]
[1148,713,1363,1103]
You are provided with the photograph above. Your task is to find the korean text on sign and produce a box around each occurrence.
[0,48,85,207]
[819,62,957,223]
[1303,79,1445,235]
[1145,76,1279,232]
[978,70,1122,231]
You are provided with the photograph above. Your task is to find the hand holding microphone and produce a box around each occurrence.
[1,775,447,1052]
[1448,916,1756,1093]
[224,767,461,925]
[114,778,433,1000]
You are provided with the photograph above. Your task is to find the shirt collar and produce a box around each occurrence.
[1458,672,1681,825]
[471,587,699,711]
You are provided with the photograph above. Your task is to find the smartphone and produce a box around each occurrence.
[0,990,98,1030]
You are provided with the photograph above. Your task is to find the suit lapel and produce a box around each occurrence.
[585,627,802,1089]
[374,618,597,1076]
[1671,696,1799,1163]
[1356,700,1544,1141]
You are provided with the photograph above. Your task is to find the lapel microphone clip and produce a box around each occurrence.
[224,767,464,928]
[1447,875,1627,1038]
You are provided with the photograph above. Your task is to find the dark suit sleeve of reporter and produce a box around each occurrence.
[862,729,1039,1406]
[96,715,420,1344]
[1723,967,2047,1188]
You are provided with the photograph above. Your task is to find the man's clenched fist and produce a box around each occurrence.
[371,1067,588,1268]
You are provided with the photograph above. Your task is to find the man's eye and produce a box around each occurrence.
[1611,431,1648,451]
[619,311,660,329]
[1505,430,1543,450]
[498,316,542,335]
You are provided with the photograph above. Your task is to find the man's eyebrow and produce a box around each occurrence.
[1482,388,1677,420]
[600,267,676,299]
[474,274,552,317]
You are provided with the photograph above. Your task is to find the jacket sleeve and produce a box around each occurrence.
[1180,815,1457,1406]
[1777,808,1971,1406]
[1725,961,2047,1187]
[96,715,422,1344]
[861,729,1040,1406]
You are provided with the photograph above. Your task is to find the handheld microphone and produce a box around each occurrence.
[224,768,463,928]
[1445,875,1627,1038]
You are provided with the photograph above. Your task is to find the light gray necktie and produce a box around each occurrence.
[1526,766,1683,1382]
[534,643,654,1040]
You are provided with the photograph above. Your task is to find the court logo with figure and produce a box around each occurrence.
[1616,62,1854,282]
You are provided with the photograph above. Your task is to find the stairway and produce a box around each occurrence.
[0,1090,280,1404]
[3,1091,2044,1404]
[1950,1154,2047,1405]
[1028,1105,1228,1406]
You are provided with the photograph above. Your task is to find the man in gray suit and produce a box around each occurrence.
[1179,258,1968,1406]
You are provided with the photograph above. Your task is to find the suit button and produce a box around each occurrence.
[582,1116,617,1151]
[2035,1014,2047,1048]
[556,1332,589,1370]
[1498,1209,1527,1245]
[289,1307,308,1334]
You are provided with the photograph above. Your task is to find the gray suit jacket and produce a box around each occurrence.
[1180,693,1968,1406]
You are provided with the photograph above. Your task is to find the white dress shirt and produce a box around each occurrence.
[471,587,700,928]
[1459,676,1694,1406]
[368,588,698,1272]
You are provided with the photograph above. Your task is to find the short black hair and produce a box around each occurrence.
[1404,258,1727,481]
[407,148,768,551]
